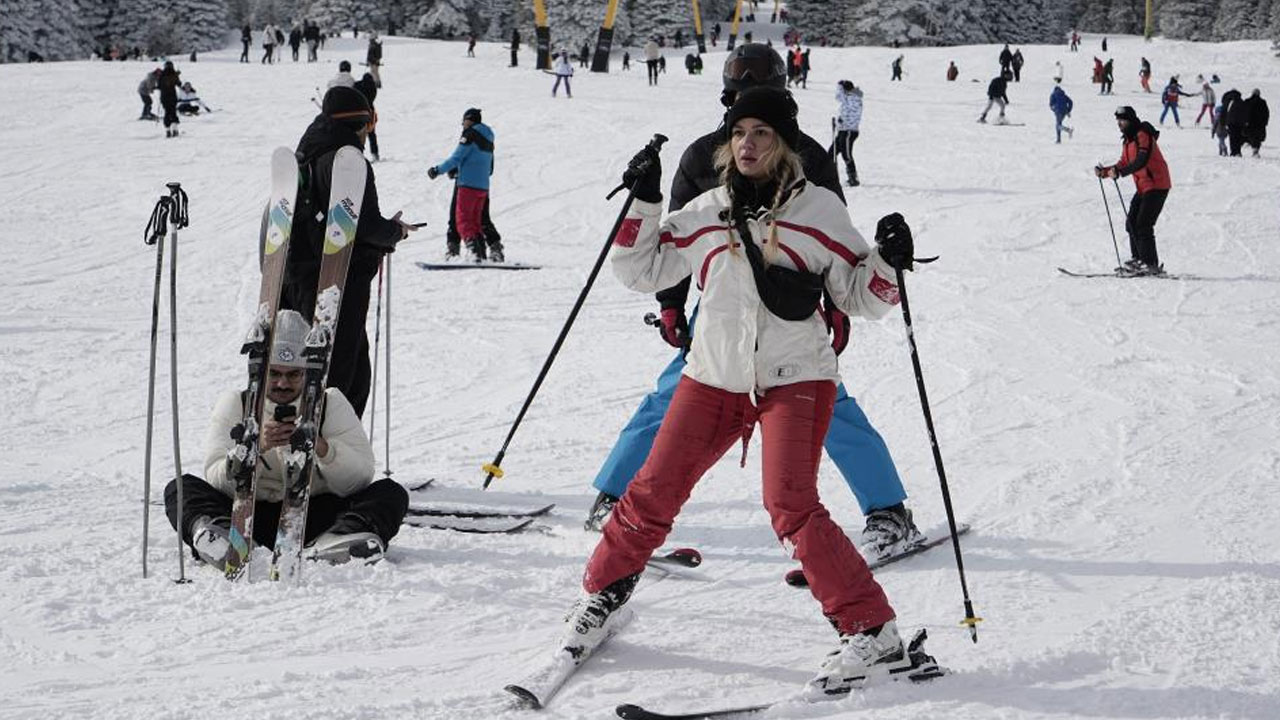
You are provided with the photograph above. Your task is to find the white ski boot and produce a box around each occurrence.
[806,621,940,697]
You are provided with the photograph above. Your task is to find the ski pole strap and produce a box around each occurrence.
[145,196,171,245]
[166,183,190,229]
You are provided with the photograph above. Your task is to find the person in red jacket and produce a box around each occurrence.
[1096,106,1170,276]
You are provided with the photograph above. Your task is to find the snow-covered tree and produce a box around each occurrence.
[1108,0,1143,35]
[1159,0,1220,40]
[1212,0,1262,39]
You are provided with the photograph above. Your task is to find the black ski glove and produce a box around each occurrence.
[875,212,914,271]
[427,166,440,180]
[622,147,662,203]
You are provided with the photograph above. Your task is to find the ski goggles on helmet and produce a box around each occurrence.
[723,54,784,87]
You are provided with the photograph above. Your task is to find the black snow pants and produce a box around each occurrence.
[164,474,408,553]
[835,129,859,183]
[1125,189,1168,267]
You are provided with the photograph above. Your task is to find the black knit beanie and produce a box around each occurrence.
[463,107,482,123]
[724,86,800,149]
[322,86,371,125]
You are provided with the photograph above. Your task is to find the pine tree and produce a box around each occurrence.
[1212,0,1261,39]
[1159,0,1221,40]
[172,0,232,53]
[1108,0,1143,34]
[788,0,854,46]
[1077,0,1113,33]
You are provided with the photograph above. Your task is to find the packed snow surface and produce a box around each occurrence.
[2,31,1279,720]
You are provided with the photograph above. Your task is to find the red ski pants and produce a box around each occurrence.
[454,186,488,240]
[584,377,895,635]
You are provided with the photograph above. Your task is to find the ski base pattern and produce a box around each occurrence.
[269,145,368,583]
[222,147,299,581]
[614,629,944,720]
[785,523,972,588]
[505,606,636,709]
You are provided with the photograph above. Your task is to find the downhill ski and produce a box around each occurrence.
[222,147,299,580]
[269,145,368,582]
[614,629,944,719]
[506,607,636,709]
[405,502,556,520]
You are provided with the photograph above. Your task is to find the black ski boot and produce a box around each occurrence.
[584,491,618,531]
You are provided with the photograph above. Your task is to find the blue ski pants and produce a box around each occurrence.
[1160,102,1180,125]
[591,335,908,515]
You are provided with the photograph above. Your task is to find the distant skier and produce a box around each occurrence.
[580,40,591,69]
[1011,48,1024,82]
[365,31,383,87]
[138,67,160,119]
[1159,76,1194,126]
[1210,103,1229,156]
[946,60,958,81]
[240,24,252,63]
[1100,59,1114,95]
[509,27,519,67]
[1049,79,1073,143]
[289,26,302,61]
[354,72,380,161]
[283,86,417,416]
[1139,57,1152,92]
[261,24,277,64]
[175,81,211,115]
[427,108,501,263]
[305,21,320,62]
[1053,60,1063,83]
[467,35,476,57]
[644,38,660,85]
[999,44,1012,76]
[158,61,181,137]
[1092,57,1103,84]
[1222,88,1246,156]
[890,54,903,81]
[833,79,863,185]
[622,50,630,71]
[1242,89,1270,157]
[164,309,409,567]
[328,60,356,89]
[1195,80,1216,125]
[552,49,573,97]
[978,71,1011,124]
[1096,106,1170,276]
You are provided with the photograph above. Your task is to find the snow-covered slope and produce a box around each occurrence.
[1,33,1278,720]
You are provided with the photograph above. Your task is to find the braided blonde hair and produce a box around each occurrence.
[712,130,802,263]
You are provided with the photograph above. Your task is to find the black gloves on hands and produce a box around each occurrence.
[875,212,914,271]
[623,147,662,203]
[447,168,458,180]
[427,166,440,180]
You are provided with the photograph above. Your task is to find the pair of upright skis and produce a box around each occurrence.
[221,145,367,582]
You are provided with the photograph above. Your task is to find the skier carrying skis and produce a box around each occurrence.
[978,70,1011,124]
[833,79,863,186]
[1049,78,1074,143]
[1095,106,1170,276]
[585,44,925,569]
[282,86,417,417]
[427,108,501,262]
[565,85,938,696]
[164,309,409,566]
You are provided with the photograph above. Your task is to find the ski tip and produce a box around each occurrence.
[615,704,646,719]
[504,684,543,710]
[668,547,702,567]
[784,568,809,587]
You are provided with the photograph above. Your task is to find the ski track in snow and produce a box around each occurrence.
[2,30,1280,720]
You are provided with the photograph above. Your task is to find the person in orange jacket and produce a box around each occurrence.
[1095,106,1171,276]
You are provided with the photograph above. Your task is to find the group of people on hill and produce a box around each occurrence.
[137,61,191,137]
[239,20,327,64]
[1212,88,1270,157]
[786,45,811,87]
[162,40,949,695]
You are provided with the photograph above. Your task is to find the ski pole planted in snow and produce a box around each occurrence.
[368,259,384,442]
[141,193,169,579]
[383,255,393,479]
[894,263,983,643]
[165,183,190,584]
[482,133,668,489]
[1097,173,1124,268]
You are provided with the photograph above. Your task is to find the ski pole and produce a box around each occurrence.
[368,259,384,442]
[894,264,983,643]
[1096,174,1124,268]
[141,194,170,579]
[481,133,668,489]
[383,254,393,480]
[1111,176,1128,211]
[165,182,190,585]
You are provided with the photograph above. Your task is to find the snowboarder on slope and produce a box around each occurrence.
[427,108,501,262]
[164,309,409,566]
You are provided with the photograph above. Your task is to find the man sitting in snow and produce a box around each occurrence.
[163,309,408,567]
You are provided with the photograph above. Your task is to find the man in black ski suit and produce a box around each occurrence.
[281,86,416,418]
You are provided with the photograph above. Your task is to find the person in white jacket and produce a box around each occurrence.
[163,310,408,567]
[261,24,277,64]
[552,49,574,98]
[833,79,863,186]
[643,38,661,86]
[560,86,936,696]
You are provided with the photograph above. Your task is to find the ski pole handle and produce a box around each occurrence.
[607,133,669,200]
[643,312,659,327]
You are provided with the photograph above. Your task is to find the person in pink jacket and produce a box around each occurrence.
[559,86,939,696]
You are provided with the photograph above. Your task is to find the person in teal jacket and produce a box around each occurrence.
[428,108,501,261]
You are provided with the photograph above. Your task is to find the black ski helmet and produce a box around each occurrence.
[722,43,787,99]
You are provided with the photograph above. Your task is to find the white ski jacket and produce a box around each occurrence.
[611,181,901,394]
[835,88,864,131]
[202,388,375,503]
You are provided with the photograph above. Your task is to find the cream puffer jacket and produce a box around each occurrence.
[202,388,375,503]
[611,180,901,394]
